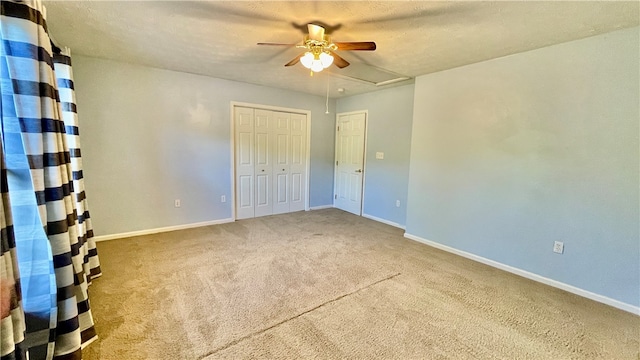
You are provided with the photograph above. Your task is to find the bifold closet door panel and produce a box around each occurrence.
[235,107,255,220]
[254,109,274,217]
[272,112,291,215]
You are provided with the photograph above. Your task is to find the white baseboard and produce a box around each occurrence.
[309,207,407,230]
[362,213,406,230]
[93,218,235,242]
[404,233,640,316]
[309,205,334,210]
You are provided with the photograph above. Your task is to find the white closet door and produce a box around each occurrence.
[289,113,307,212]
[234,106,307,219]
[235,107,255,220]
[272,112,291,215]
[254,109,274,217]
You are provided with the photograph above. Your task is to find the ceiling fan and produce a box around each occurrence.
[258,24,376,73]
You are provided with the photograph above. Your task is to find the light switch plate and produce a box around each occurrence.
[376,152,384,160]
[553,241,564,254]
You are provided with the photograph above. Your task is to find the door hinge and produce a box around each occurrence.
[336,160,338,166]
[335,194,337,200]
[337,126,340,131]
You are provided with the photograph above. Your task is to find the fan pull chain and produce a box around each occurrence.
[325,72,330,114]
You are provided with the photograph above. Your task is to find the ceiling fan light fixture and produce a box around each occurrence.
[300,52,314,68]
[320,52,334,68]
[260,23,376,72]
[310,60,324,72]
[300,48,333,73]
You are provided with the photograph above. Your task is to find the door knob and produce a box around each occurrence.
[355,169,362,173]
[282,169,285,171]
[261,169,265,172]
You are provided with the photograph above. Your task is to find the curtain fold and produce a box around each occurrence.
[0,138,27,360]
[1,2,59,357]
[52,49,101,348]
[1,1,101,359]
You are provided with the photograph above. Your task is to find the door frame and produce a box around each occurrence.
[230,101,312,220]
[333,110,369,215]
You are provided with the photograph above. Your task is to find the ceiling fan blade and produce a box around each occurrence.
[284,54,303,67]
[334,42,377,51]
[307,24,325,41]
[257,42,297,46]
[330,51,350,69]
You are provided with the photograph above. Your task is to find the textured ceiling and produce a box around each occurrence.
[42,1,639,98]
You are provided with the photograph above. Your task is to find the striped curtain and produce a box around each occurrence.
[52,49,101,347]
[0,139,27,360]
[1,1,58,357]
[1,1,101,359]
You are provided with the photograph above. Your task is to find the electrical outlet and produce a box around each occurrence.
[553,241,564,254]
[396,200,400,207]
[221,195,226,203]
[174,199,181,208]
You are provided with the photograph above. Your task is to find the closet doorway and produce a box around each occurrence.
[232,103,310,220]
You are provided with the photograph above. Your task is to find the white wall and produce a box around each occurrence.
[336,84,414,228]
[406,27,639,309]
[72,56,336,236]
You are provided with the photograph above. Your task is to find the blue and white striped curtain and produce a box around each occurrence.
[0,138,27,360]
[1,1,101,359]
[53,48,102,349]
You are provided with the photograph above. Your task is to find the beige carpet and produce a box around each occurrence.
[83,209,639,359]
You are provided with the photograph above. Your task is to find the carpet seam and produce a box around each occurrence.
[197,272,402,359]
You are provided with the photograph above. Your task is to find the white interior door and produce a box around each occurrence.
[334,111,366,215]
[235,107,255,220]
[254,109,273,217]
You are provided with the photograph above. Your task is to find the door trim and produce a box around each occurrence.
[230,101,312,220]
[333,110,368,216]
